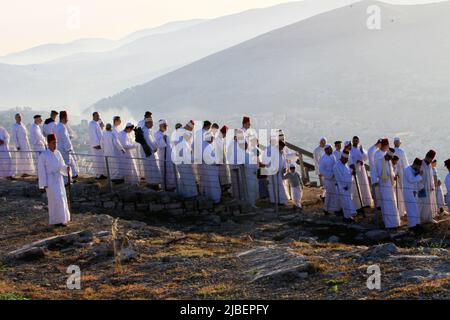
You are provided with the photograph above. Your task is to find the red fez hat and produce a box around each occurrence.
[220,125,229,135]
[444,158,450,168]
[242,116,250,124]
[426,149,436,159]
[413,158,423,166]
[47,134,57,144]
[381,138,389,146]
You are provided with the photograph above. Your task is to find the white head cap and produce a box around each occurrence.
[158,119,167,126]
[125,122,134,128]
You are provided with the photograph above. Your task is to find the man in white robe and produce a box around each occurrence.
[394,137,409,171]
[226,129,247,201]
[0,126,14,179]
[101,123,125,181]
[88,112,107,180]
[349,136,373,210]
[333,151,356,222]
[137,111,152,179]
[216,125,231,191]
[445,159,450,211]
[403,158,424,232]
[391,156,406,217]
[374,148,401,229]
[54,111,74,184]
[262,132,289,206]
[38,134,71,226]
[200,131,221,203]
[118,123,140,185]
[244,133,261,207]
[431,160,445,214]
[194,121,212,190]
[142,117,162,188]
[313,137,327,189]
[155,119,177,191]
[42,110,58,137]
[319,145,342,215]
[371,138,388,210]
[333,141,342,161]
[172,120,197,197]
[418,150,439,223]
[30,115,47,153]
[12,113,35,176]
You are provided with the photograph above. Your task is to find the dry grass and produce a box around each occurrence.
[386,277,450,299]
[196,283,235,299]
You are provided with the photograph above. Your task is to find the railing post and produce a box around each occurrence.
[104,156,113,193]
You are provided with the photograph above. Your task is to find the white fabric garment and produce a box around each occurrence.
[393,163,406,217]
[349,146,373,209]
[155,130,177,190]
[118,131,139,185]
[313,146,325,176]
[244,146,260,206]
[38,149,71,225]
[12,122,35,175]
[200,143,221,203]
[418,161,438,222]
[88,120,105,177]
[263,145,289,205]
[319,154,341,212]
[403,166,422,228]
[101,131,124,179]
[333,160,356,218]
[42,120,57,137]
[54,122,73,182]
[394,147,409,171]
[142,126,162,185]
[66,124,79,178]
[333,150,342,162]
[375,157,401,228]
[172,128,197,197]
[30,123,47,152]
[445,172,450,210]
[0,127,13,178]
[215,135,231,186]
[371,148,386,208]
[433,168,445,210]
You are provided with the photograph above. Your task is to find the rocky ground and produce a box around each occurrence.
[0,178,448,300]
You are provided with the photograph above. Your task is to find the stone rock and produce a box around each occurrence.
[328,235,340,243]
[237,246,312,283]
[364,243,398,258]
[4,246,47,262]
[120,247,138,263]
[96,214,114,225]
[365,229,391,242]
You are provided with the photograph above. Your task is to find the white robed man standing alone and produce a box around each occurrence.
[38,134,71,227]
[319,144,342,215]
[403,158,424,233]
[333,151,357,222]
[12,113,35,176]
[30,115,47,154]
[349,136,373,210]
[54,111,74,184]
[89,112,107,180]
[0,126,14,179]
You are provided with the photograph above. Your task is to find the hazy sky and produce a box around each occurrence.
[0,0,445,56]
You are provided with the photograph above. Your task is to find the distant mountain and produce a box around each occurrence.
[0,19,206,65]
[0,0,358,111]
[91,0,450,122]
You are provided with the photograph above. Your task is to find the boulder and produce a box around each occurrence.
[365,229,391,242]
[364,243,398,259]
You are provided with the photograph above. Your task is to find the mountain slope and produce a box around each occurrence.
[91,0,450,121]
[0,0,358,111]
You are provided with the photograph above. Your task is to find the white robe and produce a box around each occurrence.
[88,120,106,177]
[433,168,445,210]
[54,122,74,183]
[393,164,406,217]
[227,140,246,201]
[263,145,289,205]
[0,127,13,178]
[418,162,438,222]
[200,143,221,203]
[215,136,231,186]
[155,130,176,190]
[11,123,35,175]
[30,123,47,152]
[333,160,356,218]
[38,149,71,225]
[42,120,57,137]
[244,147,260,206]
[349,146,373,209]
[403,166,422,228]
[319,154,341,212]
[142,126,162,185]
[375,157,401,228]
[371,148,385,207]
[118,131,139,185]
[101,131,124,179]
[172,130,197,198]
[313,146,325,176]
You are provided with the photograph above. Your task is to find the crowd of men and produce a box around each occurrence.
[314,137,450,234]
[0,110,449,233]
